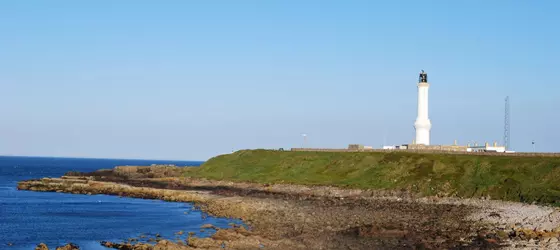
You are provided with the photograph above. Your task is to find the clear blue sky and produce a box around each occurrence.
[1,1,558,160]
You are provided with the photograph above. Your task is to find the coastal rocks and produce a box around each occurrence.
[20,167,560,249]
[130,243,153,250]
[153,240,189,250]
[34,243,80,250]
[35,243,49,250]
[101,241,114,248]
[185,227,303,250]
[17,178,212,204]
[475,227,560,249]
[109,228,301,250]
[55,243,80,250]
[101,241,153,250]
[101,241,134,249]
[200,224,219,230]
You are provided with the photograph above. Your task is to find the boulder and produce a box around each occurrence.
[35,243,49,250]
[186,237,217,248]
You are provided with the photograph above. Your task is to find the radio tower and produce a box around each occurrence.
[503,96,510,151]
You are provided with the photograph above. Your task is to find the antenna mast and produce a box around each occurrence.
[503,96,510,151]
[301,134,307,148]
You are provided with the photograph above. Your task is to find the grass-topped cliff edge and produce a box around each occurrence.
[185,149,560,205]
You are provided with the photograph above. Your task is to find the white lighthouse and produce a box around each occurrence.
[414,70,432,145]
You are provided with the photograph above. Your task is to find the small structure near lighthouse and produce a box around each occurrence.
[414,70,432,145]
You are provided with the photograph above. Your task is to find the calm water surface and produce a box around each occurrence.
[0,156,240,249]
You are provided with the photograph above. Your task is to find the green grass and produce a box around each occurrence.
[184,150,560,205]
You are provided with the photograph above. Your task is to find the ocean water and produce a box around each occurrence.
[0,156,241,250]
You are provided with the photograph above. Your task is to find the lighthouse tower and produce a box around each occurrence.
[414,70,432,145]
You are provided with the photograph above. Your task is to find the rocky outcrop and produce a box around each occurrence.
[34,243,79,250]
[101,241,154,250]
[55,243,80,250]
[18,167,560,249]
[35,243,49,250]
[200,224,219,230]
[152,240,190,250]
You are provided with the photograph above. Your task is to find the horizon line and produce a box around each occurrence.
[0,154,205,163]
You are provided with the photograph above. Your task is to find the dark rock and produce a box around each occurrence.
[100,241,113,248]
[508,230,517,238]
[99,241,138,250]
[489,212,501,218]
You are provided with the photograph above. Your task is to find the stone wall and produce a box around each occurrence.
[407,144,468,152]
[289,148,560,158]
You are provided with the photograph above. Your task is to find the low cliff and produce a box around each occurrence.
[187,150,560,205]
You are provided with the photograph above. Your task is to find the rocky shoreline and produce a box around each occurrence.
[17,166,560,249]
[34,243,79,250]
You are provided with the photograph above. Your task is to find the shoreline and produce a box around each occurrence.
[17,166,560,249]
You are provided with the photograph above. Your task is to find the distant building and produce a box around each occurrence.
[381,141,513,153]
[348,144,364,150]
[467,142,507,153]
[348,144,374,151]
[383,145,408,150]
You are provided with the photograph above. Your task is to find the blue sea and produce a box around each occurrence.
[0,156,241,250]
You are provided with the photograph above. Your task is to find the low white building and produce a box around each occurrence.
[382,145,408,150]
[467,142,507,153]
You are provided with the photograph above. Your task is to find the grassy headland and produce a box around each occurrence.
[19,150,560,248]
[185,150,560,205]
